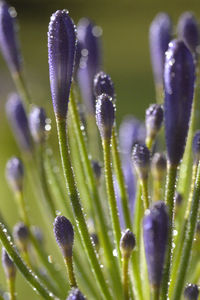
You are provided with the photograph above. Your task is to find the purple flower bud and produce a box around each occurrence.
[53,216,74,257]
[151,152,166,181]
[13,222,29,251]
[119,116,146,158]
[2,247,16,279]
[149,13,172,89]
[132,143,150,180]
[29,106,46,144]
[67,288,85,300]
[0,2,22,73]
[77,18,102,114]
[184,284,199,300]
[143,201,168,288]
[192,130,200,164]
[178,12,199,57]
[6,93,32,153]
[164,40,195,166]
[5,157,24,192]
[48,10,76,119]
[120,229,136,258]
[93,71,115,99]
[145,104,163,141]
[96,94,115,140]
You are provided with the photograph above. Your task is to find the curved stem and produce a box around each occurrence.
[0,223,56,300]
[160,163,178,300]
[172,162,200,300]
[8,278,16,300]
[111,127,132,229]
[122,256,130,300]
[102,138,122,263]
[56,117,111,300]
[12,72,31,105]
[64,256,77,288]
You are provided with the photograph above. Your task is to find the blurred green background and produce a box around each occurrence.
[0,0,200,298]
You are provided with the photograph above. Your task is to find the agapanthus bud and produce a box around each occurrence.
[184,284,199,300]
[119,116,146,157]
[67,288,85,300]
[90,233,99,251]
[32,226,44,244]
[149,13,172,89]
[29,106,46,144]
[13,222,29,251]
[151,153,166,181]
[120,229,136,258]
[53,216,74,257]
[143,202,168,287]
[91,160,101,183]
[192,131,200,164]
[132,143,150,180]
[5,157,24,192]
[145,104,163,141]
[2,247,16,279]
[164,40,195,166]
[0,2,22,73]
[93,71,115,99]
[178,12,199,57]
[96,94,115,140]
[6,93,32,153]
[48,10,76,119]
[77,18,102,114]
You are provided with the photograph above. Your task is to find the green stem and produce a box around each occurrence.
[111,127,132,229]
[69,91,122,296]
[160,163,178,300]
[12,72,31,105]
[133,184,142,258]
[0,223,56,300]
[151,286,159,300]
[8,278,16,300]
[131,252,145,300]
[102,138,122,263]
[140,179,150,210]
[122,256,130,300]
[64,256,77,288]
[56,117,111,300]
[172,162,200,300]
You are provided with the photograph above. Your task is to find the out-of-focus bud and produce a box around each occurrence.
[132,143,150,180]
[192,131,200,164]
[5,157,24,192]
[29,106,46,144]
[48,10,76,119]
[96,94,115,140]
[53,216,74,258]
[13,222,29,252]
[90,233,99,251]
[175,191,183,207]
[120,229,136,258]
[145,104,163,143]
[93,71,115,100]
[91,160,101,184]
[151,152,166,181]
[0,2,22,74]
[2,247,16,279]
[184,284,199,300]
[77,18,102,114]
[143,201,168,288]
[66,288,86,300]
[6,93,32,153]
[32,226,44,245]
[164,40,195,166]
[149,13,172,93]
[178,12,199,58]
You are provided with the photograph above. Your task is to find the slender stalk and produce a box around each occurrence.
[130,252,145,300]
[69,91,122,296]
[102,138,122,262]
[111,127,132,229]
[12,72,31,105]
[0,223,57,300]
[140,179,150,210]
[64,256,77,288]
[56,117,111,300]
[153,179,162,202]
[122,256,130,300]
[160,163,178,300]
[8,278,16,300]
[172,162,200,300]
[151,286,159,300]
[133,184,142,257]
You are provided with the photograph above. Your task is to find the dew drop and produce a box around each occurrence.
[48,255,53,263]
[113,249,117,257]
